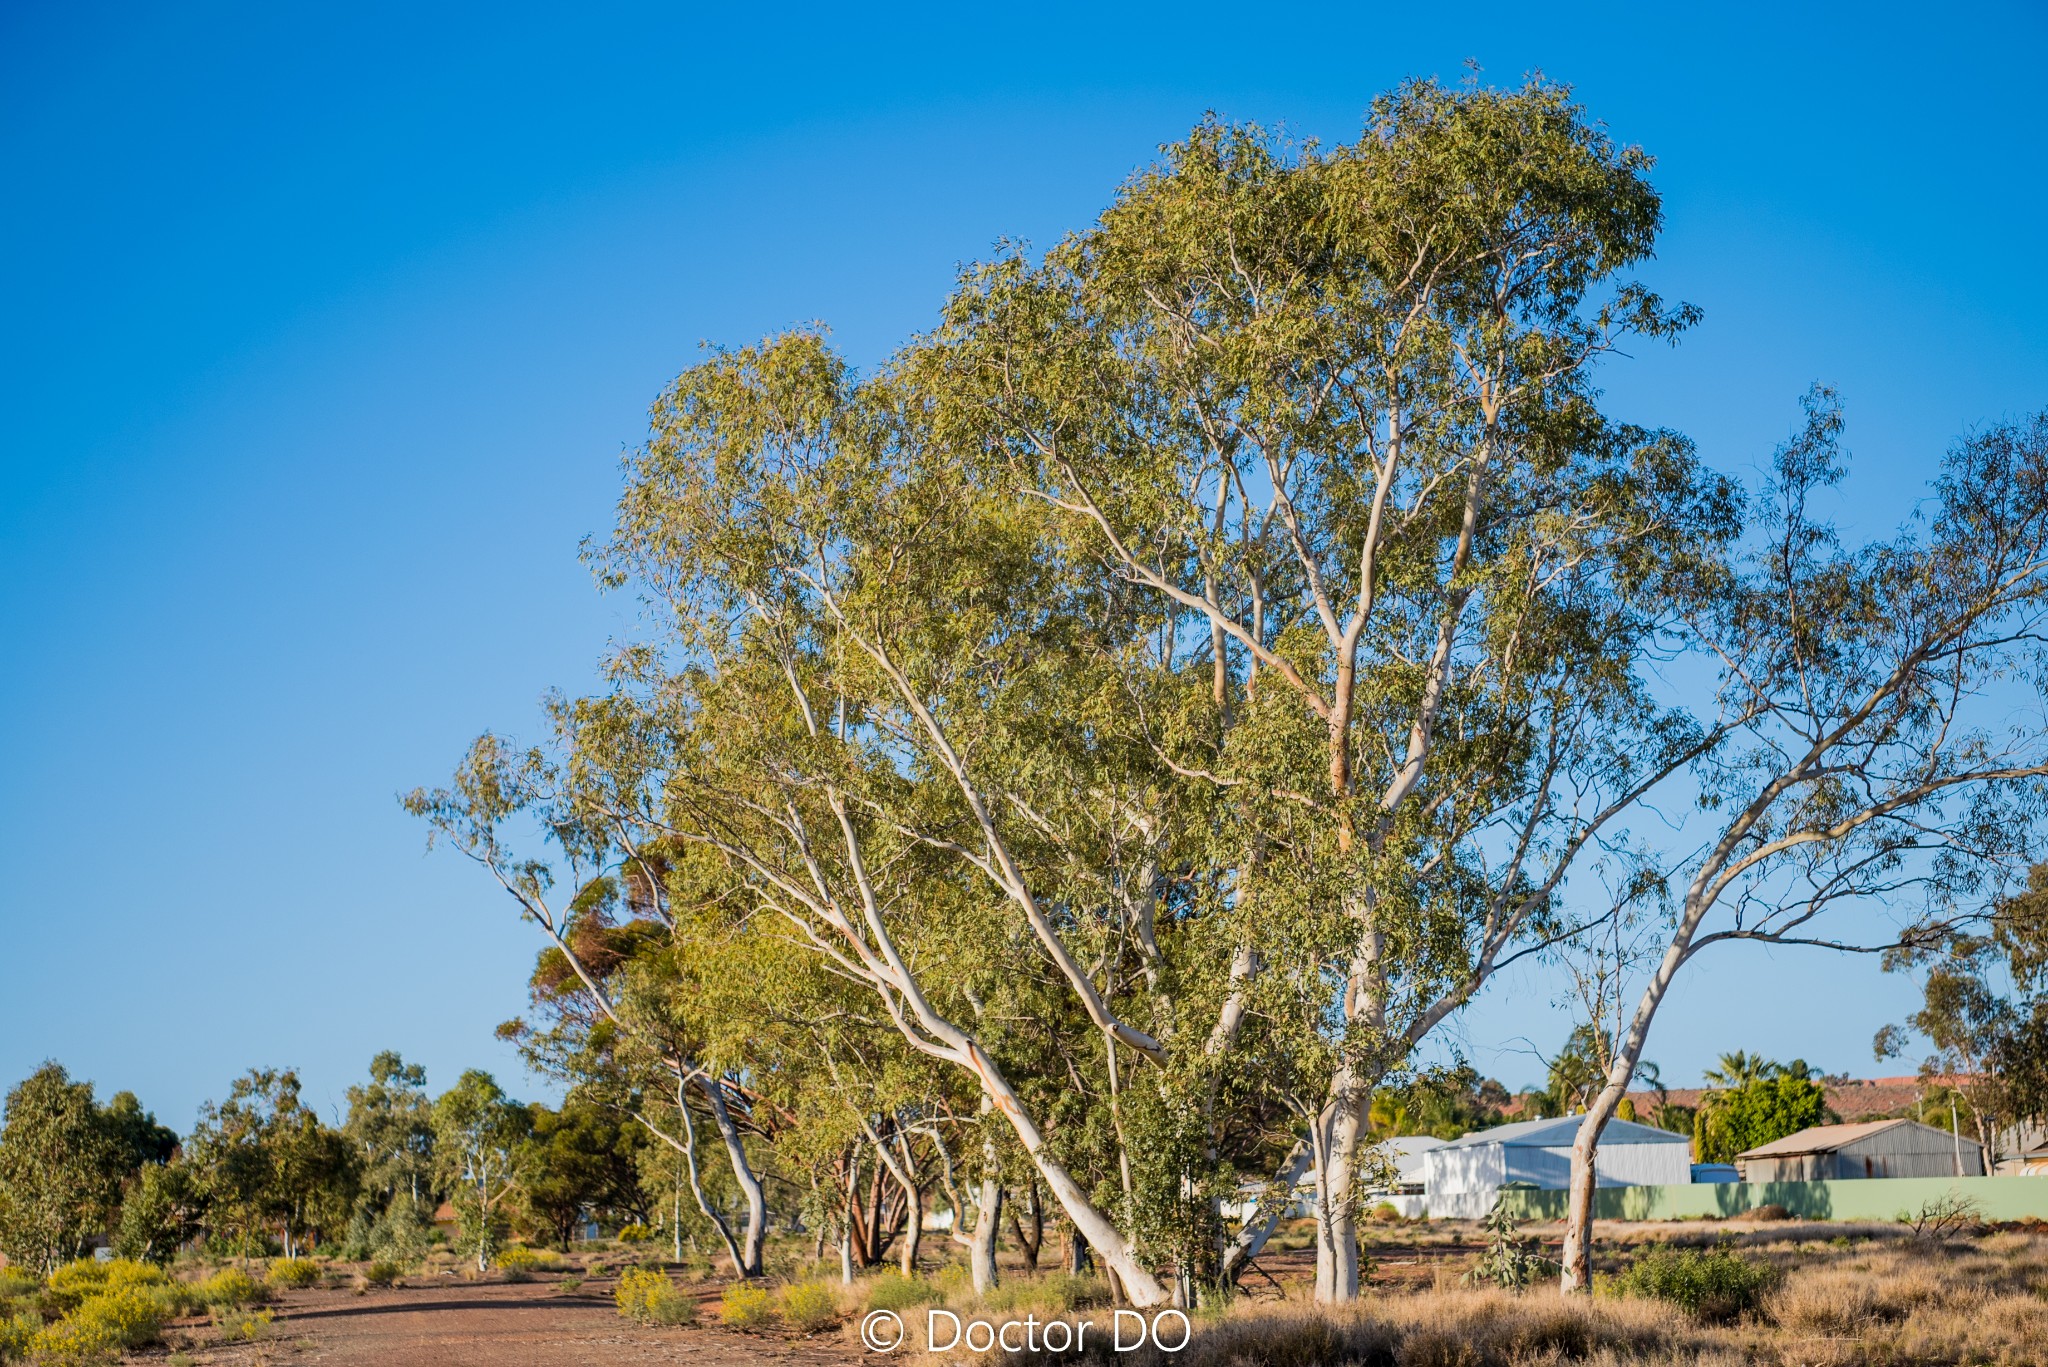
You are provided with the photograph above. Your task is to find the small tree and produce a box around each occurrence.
[433,1071,529,1271]
[1692,1072,1829,1164]
[187,1068,357,1257]
[1879,862,2048,1159]
[0,1063,122,1273]
[341,1052,438,1255]
[114,1160,204,1265]
[519,1097,649,1250]
[1558,401,2048,1292]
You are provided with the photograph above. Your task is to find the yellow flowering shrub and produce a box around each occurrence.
[615,1267,695,1324]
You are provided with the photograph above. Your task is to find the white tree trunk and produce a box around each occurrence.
[969,1178,1003,1294]
[698,1076,766,1276]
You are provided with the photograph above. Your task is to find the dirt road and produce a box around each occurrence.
[154,1279,869,1367]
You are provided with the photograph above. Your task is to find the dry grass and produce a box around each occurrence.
[886,1228,2048,1366]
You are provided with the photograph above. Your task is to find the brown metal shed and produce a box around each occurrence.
[1736,1118,1985,1182]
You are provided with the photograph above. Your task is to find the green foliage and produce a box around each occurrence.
[1462,1202,1556,1290]
[1608,1244,1777,1323]
[114,1161,204,1265]
[1692,1069,1829,1165]
[185,1068,358,1258]
[979,1272,1109,1314]
[0,1065,122,1273]
[210,1305,275,1342]
[1370,1068,1515,1140]
[432,1070,529,1272]
[362,1259,402,1288]
[404,72,1770,1308]
[517,1097,649,1250]
[339,1052,438,1258]
[864,1272,943,1312]
[718,1282,773,1329]
[775,1281,838,1332]
[493,1246,543,1281]
[1882,870,2048,1139]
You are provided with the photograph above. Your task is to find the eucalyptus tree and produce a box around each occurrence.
[0,1064,122,1273]
[531,327,1249,1306]
[407,772,774,1277]
[432,1069,530,1272]
[414,78,1737,1305]
[1557,402,2048,1291]
[341,1051,437,1253]
[186,1067,356,1258]
[930,79,1735,1298]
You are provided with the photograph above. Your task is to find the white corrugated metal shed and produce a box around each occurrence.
[1422,1115,1692,1219]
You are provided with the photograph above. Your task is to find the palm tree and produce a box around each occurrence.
[1702,1051,1781,1089]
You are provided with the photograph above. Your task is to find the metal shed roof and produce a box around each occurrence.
[1737,1118,1983,1159]
[1440,1115,1690,1148]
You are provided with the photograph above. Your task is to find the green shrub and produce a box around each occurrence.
[197,1267,266,1307]
[616,1224,655,1244]
[1609,1244,1778,1323]
[212,1306,275,1342]
[363,1259,403,1288]
[777,1281,838,1333]
[1463,1202,1555,1290]
[980,1272,1108,1315]
[0,1269,40,1302]
[268,1257,321,1289]
[494,1246,542,1282]
[614,1268,696,1325]
[865,1272,943,1312]
[719,1282,774,1329]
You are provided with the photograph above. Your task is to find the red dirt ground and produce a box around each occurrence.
[135,1278,871,1367]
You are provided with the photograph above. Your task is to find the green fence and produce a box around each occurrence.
[1498,1176,2048,1223]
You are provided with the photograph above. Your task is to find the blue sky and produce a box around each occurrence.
[3,2,2044,1128]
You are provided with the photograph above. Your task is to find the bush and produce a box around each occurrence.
[494,1246,542,1282]
[777,1281,838,1333]
[719,1282,774,1329]
[865,1272,944,1312]
[616,1224,655,1244]
[197,1267,267,1307]
[1750,1203,1792,1221]
[268,1257,321,1289]
[1463,1202,1555,1290]
[363,1259,403,1288]
[212,1306,275,1342]
[26,1317,120,1367]
[68,1285,178,1349]
[1371,1201,1403,1222]
[1609,1244,1777,1323]
[44,1261,109,1310]
[980,1272,1109,1315]
[0,1311,38,1364]
[614,1268,696,1325]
